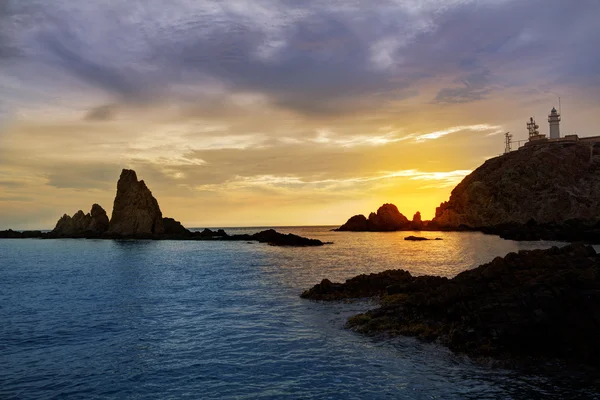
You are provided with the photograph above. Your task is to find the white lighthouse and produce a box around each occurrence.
[548,107,561,139]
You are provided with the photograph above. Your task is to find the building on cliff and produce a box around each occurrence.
[506,107,600,152]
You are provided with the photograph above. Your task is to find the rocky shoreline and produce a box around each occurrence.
[301,243,600,370]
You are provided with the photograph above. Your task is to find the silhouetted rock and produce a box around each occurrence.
[337,204,410,231]
[337,215,368,231]
[250,229,324,246]
[52,204,109,236]
[411,211,423,230]
[194,228,228,238]
[303,243,600,369]
[162,217,191,236]
[108,169,165,236]
[404,236,430,241]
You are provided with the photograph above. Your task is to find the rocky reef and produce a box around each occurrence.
[302,243,600,369]
[52,204,109,237]
[196,228,325,246]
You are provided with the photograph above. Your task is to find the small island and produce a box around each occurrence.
[0,169,325,247]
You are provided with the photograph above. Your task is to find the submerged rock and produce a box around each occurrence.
[108,169,165,236]
[302,243,600,369]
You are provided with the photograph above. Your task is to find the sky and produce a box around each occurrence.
[1,0,600,229]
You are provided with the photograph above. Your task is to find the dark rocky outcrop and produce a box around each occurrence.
[0,229,43,239]
[302,243,600,369]
[191,228,325,246]
[433,142,600,229]
[249,229,325,246]
[162,217,191,237]
[337,215,369,231]
[194,228,228,238]
[108,169,165,236]
[52,204,109,237]
[337,204,411,231]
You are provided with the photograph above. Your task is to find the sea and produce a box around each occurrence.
[1,227,598,399]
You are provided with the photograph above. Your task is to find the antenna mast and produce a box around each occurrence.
[504,132,512,154]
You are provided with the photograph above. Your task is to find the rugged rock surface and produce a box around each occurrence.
[108,169,165,236]
[302,243,600,368]
[337,204,411,231]
[52,204,109,236]
[433,142,600,228]
[162,217,191,236]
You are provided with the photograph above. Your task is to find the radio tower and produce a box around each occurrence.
[504,132,512,154]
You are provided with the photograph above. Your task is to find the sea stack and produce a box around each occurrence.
[53,204,109,236]
[108,169,165,235]
[337,203,411,231]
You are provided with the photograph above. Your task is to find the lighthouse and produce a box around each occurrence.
[548,107,561,139]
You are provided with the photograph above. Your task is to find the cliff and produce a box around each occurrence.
[433,142,600,228]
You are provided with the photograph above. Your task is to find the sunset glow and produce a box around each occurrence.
[1,1,600,229]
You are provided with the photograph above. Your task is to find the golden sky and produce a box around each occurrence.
[1,1,600,229]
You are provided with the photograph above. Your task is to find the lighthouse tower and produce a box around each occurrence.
[548,107,561,139]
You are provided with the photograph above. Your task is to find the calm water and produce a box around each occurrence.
[1,227,598,399]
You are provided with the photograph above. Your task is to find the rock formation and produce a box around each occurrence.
[108,169,165,236]
[337,204,411,231]
[411,211,423,230]
[52,204,109,236]
[433,142,600,228]
[162,217,191,236]
[302,243,600,369]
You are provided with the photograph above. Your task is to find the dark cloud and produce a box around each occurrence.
[39,34,144,98]
[1,0,600,116]
[434,67,491,104]
[84,104,118,121]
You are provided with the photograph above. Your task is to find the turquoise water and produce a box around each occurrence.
[1,227,597,399]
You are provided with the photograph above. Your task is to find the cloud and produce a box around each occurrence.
[415,124,502,142]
